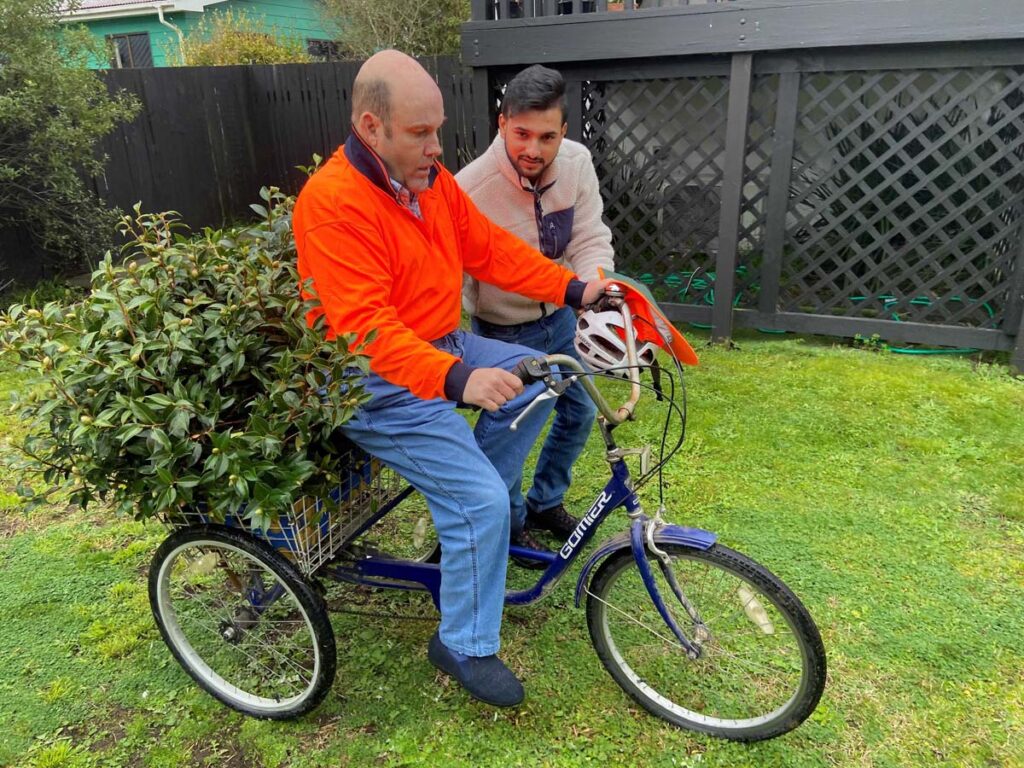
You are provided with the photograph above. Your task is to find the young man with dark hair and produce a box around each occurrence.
[294,51,611,707]
[457,64,615,562]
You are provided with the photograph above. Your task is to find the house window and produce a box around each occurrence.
[108,33,153,68]
[306,39,341,60]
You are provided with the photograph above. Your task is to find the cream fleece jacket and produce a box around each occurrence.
[456,134,614,326]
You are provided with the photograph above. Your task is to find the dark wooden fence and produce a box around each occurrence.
[0,227,50,287]
[465,0,1024,368]
[1,57,478,287]
[91,57,480,231]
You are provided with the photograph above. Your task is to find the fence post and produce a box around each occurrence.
[1012,257,1024,373]
[712,52,753,344]
[565,79,583,142]
[758,70,800,322]
[470,67,493,157]
[1013,318,1024,374]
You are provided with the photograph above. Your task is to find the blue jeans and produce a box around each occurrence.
[339,330,557,656]
[472,307,597,531]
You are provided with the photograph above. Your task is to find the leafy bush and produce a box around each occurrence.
[178,8,312,66]
[321,0,469,57]
[0,0,138,271]
[0,278,86,311]
[0,187,369,530]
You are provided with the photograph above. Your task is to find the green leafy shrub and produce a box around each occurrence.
[321,0,469,57]
[0,187,369,530]
[178,8,312,66]
[0,0,138,271]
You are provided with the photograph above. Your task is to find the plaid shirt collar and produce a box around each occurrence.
[390,178,422,219]
[344,132,437,216]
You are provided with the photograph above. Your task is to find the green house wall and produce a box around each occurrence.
[77,0,337,68]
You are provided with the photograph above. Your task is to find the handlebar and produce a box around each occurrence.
[514,285,643,426]
[511,357,550,386]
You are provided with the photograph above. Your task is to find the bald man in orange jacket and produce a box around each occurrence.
[294,50,610,708]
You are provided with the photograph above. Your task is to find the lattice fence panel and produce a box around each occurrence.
[734,75,780,310]
[583,76,730,307]
[783,67,1024,328]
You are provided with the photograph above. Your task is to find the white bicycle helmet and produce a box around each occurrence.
[574,309,659,378]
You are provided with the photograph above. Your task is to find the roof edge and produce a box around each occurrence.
[60,0,223,23]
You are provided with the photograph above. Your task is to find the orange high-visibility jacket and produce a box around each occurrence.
[294,134,585,402]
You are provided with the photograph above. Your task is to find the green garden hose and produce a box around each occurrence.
[633,271,994,354]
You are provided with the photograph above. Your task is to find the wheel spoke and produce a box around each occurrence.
[173,611,316,686]
[584,586,683,646]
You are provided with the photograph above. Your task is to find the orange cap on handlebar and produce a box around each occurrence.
[597,269,699,366]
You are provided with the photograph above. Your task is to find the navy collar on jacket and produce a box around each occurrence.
[344,132,440,204]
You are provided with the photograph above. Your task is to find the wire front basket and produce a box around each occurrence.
[163,446,406,575]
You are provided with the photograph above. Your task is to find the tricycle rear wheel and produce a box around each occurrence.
[149,525,335,718]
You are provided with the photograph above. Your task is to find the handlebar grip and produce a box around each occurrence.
[512,357,550,384]
[511,360,529,383]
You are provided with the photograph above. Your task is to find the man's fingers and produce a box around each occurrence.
[498,369,525,394]
[478,387,515,411]
[496,380,520,402]
[583,277,617,306]
[464,367,529,411]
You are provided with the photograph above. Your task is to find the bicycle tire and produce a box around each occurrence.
[586,542,826,741]
[149,525,336,719]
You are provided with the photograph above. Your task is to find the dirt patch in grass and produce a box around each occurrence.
[62,703,131,748]
[0,499,80,540]
[0,508,29,539]
[191,735,249,768]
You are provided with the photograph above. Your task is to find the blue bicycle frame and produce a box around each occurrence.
[324,291,716,650]
[323,446,717,652]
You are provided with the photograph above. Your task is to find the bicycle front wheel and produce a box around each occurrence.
[149,525,336,719]
[586,542,826,741]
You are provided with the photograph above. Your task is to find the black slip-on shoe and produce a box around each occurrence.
[427,631,524,707]
[525,502,581,540]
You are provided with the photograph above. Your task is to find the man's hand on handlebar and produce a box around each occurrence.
[463,279,617,413]
[464,368,525,412]
[582,278,617,308]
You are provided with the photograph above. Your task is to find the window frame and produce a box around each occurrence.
[106,32,154,69]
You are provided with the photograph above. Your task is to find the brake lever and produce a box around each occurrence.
[509,374,578,432]
[509,388,558,432]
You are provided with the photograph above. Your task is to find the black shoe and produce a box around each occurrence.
[509,527,552,570]
[428,631,524,707]
[525,502,580,540]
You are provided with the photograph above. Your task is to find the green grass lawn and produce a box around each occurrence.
[1,334,1022,767]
